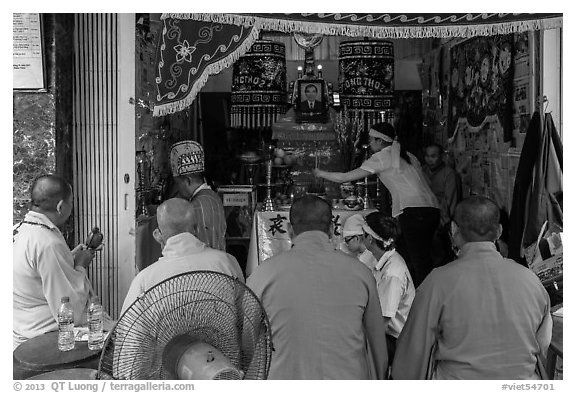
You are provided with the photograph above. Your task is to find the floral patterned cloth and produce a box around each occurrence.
[448,34,514,142]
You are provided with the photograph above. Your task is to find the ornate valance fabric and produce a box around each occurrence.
[153,13,562,116]
[174,13,562,39]
[153,18,258,116]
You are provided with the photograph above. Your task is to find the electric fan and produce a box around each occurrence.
[96,271,272,380]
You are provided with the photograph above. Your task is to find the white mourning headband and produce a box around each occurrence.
[362,223,384,242]
[369,128,394,143]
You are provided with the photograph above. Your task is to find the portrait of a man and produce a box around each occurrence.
[300,83,323,113]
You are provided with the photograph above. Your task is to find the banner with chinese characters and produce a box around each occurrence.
[246,209,377,276]
[339,40,394,111]
[231,40,287,129]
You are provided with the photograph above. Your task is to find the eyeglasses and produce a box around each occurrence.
[344,235,358,243]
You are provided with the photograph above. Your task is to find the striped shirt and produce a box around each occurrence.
[190,184,227,251]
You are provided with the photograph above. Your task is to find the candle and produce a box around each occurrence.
[317,64,323,79]
[297,66,303,79]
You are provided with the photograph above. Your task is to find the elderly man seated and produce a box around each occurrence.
[121,198,243,315]
[392,196,552,380]
[13,174,95,349]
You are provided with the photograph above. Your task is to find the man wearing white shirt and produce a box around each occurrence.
[121,198,243,315]
[13,175,95,349]
[362,212,415,363]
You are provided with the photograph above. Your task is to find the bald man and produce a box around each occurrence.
[13,174,95,349]
[392,196,552,379]
[121,198,243,315]
[247,195,388,379]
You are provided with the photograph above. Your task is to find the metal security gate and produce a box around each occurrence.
[72,13,135,319]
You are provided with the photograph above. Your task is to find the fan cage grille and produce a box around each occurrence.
[213,369,244,380]
[97,271,272,380]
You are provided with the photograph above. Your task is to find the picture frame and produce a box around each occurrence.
[295,79,327,123]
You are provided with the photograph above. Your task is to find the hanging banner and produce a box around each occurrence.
[339,40,394,111]
[153,19,258,116]
[448,34,515,142]
[170,13,563,39]
[230,40,287,129]
[154,13,562,117]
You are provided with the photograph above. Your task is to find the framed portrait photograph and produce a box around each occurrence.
[295,79,327,123]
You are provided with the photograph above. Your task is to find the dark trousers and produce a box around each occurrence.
[397,207,440,288]
[386,334,397,366]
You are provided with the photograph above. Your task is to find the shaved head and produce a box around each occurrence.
[31,174,72,212]
[290,195,332,236]
[455,196,501,242]
[157,198,198,239]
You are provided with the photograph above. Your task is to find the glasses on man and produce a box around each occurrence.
[344,235,358,244]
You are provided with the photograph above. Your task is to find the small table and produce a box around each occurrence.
[13,331,102,380]
[246,208,377,277]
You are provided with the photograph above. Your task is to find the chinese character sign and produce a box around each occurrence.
[253,209,376,265]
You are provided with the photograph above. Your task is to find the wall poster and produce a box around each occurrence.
[512,31,533,138]
[448,33,514,143]
[13,13,45,90]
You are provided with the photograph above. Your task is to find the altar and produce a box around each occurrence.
[271,108,343,199]
[246,208,377,277]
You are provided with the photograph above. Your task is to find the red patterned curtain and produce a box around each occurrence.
[153,13,562,117]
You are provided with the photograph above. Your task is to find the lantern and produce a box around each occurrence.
[231,40,287,129]
[339,40,395,130]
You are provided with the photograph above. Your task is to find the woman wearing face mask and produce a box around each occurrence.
[314,122,440,287]
[362,212,415,363]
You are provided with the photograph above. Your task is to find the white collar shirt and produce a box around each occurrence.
[361,147,439,217]
[13,211,92,349]
[121,232,244,315]
[372,249,415,338]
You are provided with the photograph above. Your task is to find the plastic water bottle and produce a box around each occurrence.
[58,296,75,351]
[88,296,104,350]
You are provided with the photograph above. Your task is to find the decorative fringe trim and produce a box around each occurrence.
[153,23,261,117]
[163,13,562,39]
[154,13,562,116]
